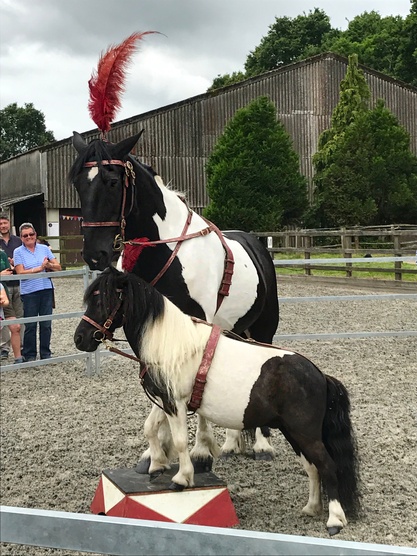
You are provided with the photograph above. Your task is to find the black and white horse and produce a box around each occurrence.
[74,267,360,536]
[70,132,279,468]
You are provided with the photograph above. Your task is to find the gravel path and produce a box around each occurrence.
[1,275,416,554]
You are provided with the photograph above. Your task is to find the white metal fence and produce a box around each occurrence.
[0,267,95,374]
[1,506,416,556]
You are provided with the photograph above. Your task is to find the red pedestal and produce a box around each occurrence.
[91,465,239,527]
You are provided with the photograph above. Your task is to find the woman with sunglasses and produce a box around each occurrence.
[13,223,61,362]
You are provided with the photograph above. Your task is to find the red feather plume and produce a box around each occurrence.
[88,31,157,134]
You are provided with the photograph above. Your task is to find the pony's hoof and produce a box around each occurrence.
[169,482,185,491]
[192,458,213,473]
[135,458,151,474]
[253,450,274,461]
[149,469,166,481]
[327,526,342,536]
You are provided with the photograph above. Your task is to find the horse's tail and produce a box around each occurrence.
[322,375,361,517]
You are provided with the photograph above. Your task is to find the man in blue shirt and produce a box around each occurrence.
[0,213,23,359]
[14,222,61,361]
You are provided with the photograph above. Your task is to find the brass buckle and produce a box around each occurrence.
[125,160,136,183]
[113,234,124,252]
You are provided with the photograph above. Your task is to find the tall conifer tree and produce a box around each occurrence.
[204,97,307,231]
[309,55,417,227]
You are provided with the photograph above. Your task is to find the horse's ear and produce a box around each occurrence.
[72,131,88,154]
[113,130,144,159]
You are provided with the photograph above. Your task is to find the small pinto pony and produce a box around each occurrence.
[74,267,360,536]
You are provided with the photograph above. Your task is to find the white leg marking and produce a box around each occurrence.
[221,429,245,455]
[190,415,221,460]
[300,454,323,516]
[166,404,195,488]
[143,405,171,474]
[253,428,275,455]
[327,499,347,530]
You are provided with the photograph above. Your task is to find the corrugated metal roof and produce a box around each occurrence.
[0,193,43,208]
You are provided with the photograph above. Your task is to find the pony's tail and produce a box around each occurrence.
[322,375,361,517]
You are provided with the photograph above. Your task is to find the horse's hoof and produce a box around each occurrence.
[253,451,274,461]
[149,469,166,481]
[135,458,151,474]
[169,482,185,491]
[327,526,342,536]
[192,458,213,473]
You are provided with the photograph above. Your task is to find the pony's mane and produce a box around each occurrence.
[84,267,164,334]
[85,267,211,398]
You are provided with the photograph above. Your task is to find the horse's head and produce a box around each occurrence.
[74,267,126,352]
[70,131,166,271]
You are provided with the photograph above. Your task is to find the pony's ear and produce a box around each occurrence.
[113,130,144,159]
[73,132,88,154]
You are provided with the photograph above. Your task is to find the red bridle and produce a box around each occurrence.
[81,289,124,342]
[81,159,136,249]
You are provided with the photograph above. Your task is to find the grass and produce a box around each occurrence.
[274,252,417,282]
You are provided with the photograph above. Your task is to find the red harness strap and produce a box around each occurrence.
[149,209,194,286]
[201,218,234,312]
[187,324,222,412]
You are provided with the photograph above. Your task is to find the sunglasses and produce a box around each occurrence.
[21,232,36,238]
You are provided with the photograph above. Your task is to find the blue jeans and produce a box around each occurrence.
[21,289,54,360]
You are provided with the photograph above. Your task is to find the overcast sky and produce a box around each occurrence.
[0,0,412,141]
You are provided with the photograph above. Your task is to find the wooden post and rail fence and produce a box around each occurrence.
[255,224,417,281]
[41,224,417,282]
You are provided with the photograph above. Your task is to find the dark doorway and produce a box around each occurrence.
[13,195,45,235]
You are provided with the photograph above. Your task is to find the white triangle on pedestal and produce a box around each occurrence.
[102,474,125,514]
[130,487,226,522]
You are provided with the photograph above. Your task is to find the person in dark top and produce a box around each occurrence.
[0,213,23,360]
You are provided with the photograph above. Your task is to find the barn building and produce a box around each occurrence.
[1,52,416,262]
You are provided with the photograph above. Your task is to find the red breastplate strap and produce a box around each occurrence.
[187,324,222,412]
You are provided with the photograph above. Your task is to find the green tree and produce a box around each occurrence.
[245,9,334,76]
[0,103,55,162]
[313,54,370,176]
[308,56,417,227]
[207,71,246,92]
[204,96,308,231]
[208,5,416,90]
[323,11,409,81]
[394,0,417,85]
[351,100,417,224]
